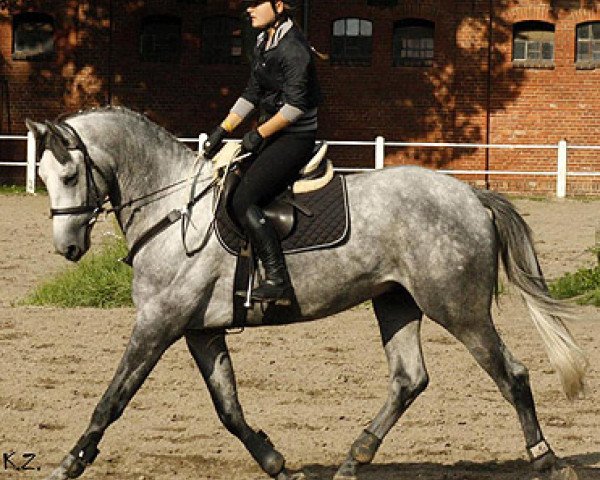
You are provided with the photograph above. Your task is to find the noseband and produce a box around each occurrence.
[46,122,109,222]
[42,120,221,265]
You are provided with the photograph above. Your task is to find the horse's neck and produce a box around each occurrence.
[73,113,208,238]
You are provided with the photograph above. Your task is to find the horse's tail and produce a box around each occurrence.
[473,188,588,399]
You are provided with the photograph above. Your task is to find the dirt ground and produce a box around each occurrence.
[1,193,599,480]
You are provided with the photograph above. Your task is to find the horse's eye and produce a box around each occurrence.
[63,173,78,186]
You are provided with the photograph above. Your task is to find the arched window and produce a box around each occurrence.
[393,19,434,67]
[201,16,242,64]
[576,22,600,65]
[140,15,182,63]
[12,12,54,61]
[513,21,554,65]
[331,18,372,66]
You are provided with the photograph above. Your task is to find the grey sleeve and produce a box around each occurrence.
[279,103,305,123]
[230,97,256,119]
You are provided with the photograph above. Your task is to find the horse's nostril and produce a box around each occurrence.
[65,245,82,262]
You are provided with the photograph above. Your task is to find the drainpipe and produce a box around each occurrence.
[303,0,309,37]
[107,0,113,104]
[0,77,10,133]
[484,0,493,189]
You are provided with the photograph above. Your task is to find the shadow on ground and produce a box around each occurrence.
[299,452,600,480]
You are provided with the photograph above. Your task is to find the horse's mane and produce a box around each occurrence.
[56,106,192,154]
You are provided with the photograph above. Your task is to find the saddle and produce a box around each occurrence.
[212,143,349,256]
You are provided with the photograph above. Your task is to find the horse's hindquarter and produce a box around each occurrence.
[287,167,498,320]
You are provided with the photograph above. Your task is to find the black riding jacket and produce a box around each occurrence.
[241,21,321,128]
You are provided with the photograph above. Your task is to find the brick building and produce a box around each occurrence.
[1,0,600,194]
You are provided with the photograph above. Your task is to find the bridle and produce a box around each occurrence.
[46,121,110,224]
[43,121,223,265]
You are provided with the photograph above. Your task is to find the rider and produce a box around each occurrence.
[203,0,321,303]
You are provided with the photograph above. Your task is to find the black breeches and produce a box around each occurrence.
[232,131,316,228]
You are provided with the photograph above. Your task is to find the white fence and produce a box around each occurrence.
[2,133,600,198]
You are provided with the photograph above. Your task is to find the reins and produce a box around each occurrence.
[47,121,225,266]
[105,177,192,216]
[178,150,252,259]
[122,173,219,265]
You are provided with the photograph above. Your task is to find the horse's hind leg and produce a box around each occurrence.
[185,330,301,480]
[444,314,564,475]
[335,287,428,480]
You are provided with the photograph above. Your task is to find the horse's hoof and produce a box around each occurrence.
[44,467,68,480]
[532,450,558,472]
[44,459,71,480]
[333,465,357,480]
[333,456,358,480]
[550,465,579,480]
[333,474,357,480]
[44,454,86,480]
[275,470,307,480]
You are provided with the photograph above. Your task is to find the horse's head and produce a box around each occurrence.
[26,118,109,262]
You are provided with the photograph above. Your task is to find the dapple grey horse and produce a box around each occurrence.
[26,107,587,480]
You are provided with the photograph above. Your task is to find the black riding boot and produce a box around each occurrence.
[244,205,293,303]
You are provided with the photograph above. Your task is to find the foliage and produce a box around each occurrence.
[549,265,600,306]
[23,235,133,308]
[0,185,47,194]
[0,184,28,194]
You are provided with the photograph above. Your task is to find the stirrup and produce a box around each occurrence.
[251,280,293,306]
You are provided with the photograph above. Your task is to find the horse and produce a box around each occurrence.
[25,106,587,480]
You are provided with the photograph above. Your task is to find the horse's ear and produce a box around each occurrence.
[25,119,48,139]
[42,120,72,165]
[44,120,67,140]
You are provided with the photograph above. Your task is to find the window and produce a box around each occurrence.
[331,18,373,66]
[201,16,242,64]
[576,22,600,66]
[140,15,182,63]
[513,21,554,66]
[393,19,434,67]
[12,12,54,61]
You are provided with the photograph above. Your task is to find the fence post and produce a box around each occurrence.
[26,131,36,194]
[375,136,385,169]
[198,133,208,154]
[556,139,567,198]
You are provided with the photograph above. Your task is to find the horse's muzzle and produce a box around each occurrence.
[64,244,84,262]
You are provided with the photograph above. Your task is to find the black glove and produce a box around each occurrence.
[241,129,264,154]
[203,126,227,159]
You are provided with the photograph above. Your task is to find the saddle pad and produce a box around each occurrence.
[215,174,349,256]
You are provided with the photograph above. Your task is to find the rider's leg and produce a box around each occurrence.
[244,204,293,301]
[232,131,315,302]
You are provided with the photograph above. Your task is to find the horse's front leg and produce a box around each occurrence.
[185,330,302,480]
[45,303,187,480]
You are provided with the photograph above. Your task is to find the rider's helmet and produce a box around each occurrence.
[281,0,297,8]
[242,0,297,28]
[270,0,296,23]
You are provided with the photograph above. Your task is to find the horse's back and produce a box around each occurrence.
[345,165,490,231]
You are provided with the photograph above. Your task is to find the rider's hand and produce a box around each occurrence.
[241,129,264,154]
[203,126,227,159]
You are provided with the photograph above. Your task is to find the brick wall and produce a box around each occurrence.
[1,0,599,194]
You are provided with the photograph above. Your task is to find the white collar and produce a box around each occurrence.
[257,18,294,51]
